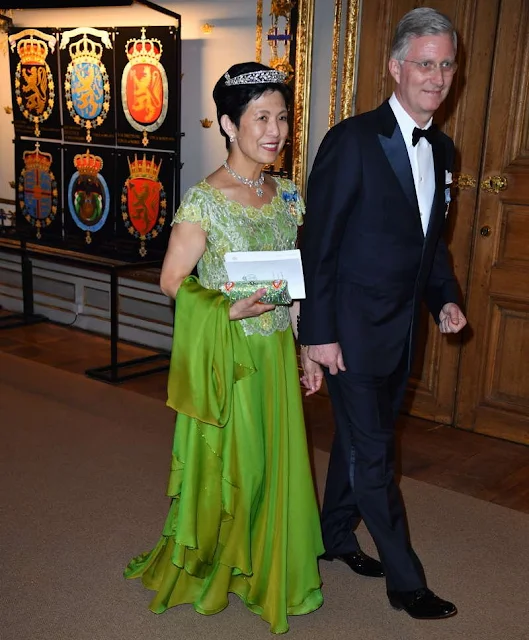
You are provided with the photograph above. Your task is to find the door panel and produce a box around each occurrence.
[456,0,529,443]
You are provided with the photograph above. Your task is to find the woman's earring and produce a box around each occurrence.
[229,135,235,143]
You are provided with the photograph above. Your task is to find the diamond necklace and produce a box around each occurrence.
[223,160,265,197]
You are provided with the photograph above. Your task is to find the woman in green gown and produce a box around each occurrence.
[124,62,325,634]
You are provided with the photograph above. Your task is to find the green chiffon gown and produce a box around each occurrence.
[124,178,324,634]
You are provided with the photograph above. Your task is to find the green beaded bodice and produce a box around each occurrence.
[172,177,304,337]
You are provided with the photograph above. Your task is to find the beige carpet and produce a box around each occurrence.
[1,351,528,640]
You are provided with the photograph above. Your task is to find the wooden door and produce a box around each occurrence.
[455,0,529,444]
[354,0,499,423]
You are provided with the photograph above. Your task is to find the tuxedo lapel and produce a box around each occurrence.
[378,129,419,212]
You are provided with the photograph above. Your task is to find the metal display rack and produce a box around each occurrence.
[0,236,171,383]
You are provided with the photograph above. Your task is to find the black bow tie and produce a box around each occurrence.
[412,124,438,147]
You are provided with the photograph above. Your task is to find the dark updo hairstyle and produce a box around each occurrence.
[213,61,293,149]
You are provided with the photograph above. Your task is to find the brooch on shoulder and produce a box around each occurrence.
[282,189,298,216]
[282,190,298,203]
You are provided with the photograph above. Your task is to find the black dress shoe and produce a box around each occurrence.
[320,551,385,578]
[387,588,457,619]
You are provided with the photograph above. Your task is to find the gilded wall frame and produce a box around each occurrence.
[291,0,315,196]
[329,0,361,128]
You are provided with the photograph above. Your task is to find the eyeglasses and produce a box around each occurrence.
[401,59,458,76]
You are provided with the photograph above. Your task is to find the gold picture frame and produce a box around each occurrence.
[291,0,315,197]
[329,0,361,127]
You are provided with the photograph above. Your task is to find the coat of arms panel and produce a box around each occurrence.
[15,139,62,244]
[8,28,62,140]
[114,149,174,260]
[115,26,179,151]
[62,144,116,256]
[7,16,181,264]
[59,27,116,146]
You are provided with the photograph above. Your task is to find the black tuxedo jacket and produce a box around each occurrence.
[298,100,460,376]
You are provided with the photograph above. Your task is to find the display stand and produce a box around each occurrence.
[0,227,49,329]
[0,237,171,384]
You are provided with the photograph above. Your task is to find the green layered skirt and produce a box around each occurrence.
[124,277,324,634]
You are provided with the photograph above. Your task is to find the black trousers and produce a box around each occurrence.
[321,347,426,591]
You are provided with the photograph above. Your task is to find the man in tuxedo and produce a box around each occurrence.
[298,7,467,620]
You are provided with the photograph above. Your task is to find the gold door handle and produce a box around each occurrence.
[455,173,477,189]
[480,175,508,194]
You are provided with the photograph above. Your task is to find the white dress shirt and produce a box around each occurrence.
[388,93,435,235]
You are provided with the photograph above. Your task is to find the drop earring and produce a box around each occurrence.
[229,135,235,143]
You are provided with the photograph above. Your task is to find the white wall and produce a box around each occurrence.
[307,0,338,174]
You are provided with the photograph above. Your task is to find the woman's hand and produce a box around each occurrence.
[229,288,276,320]
[300,347,324,396]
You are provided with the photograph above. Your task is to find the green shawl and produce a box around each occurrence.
[166,275,256,426]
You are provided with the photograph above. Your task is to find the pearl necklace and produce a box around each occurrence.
[223,161,265,197]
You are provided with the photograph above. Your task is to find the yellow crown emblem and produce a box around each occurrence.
[74,149,103,177]
[9,29,56,64]
[69,33,103,62]
[200,118,213,128]
[17,34,49,65]
[125,27,162,63]
[23,143,52,172]
[127,154,162,181]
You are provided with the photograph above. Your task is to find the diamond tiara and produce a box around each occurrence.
[224,69,287,87]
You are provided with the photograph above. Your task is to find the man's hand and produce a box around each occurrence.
[439,303,467,334]
[300,348,324,396]
[307,342,346,375]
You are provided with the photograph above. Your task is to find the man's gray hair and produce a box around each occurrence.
[390,7,457,60]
